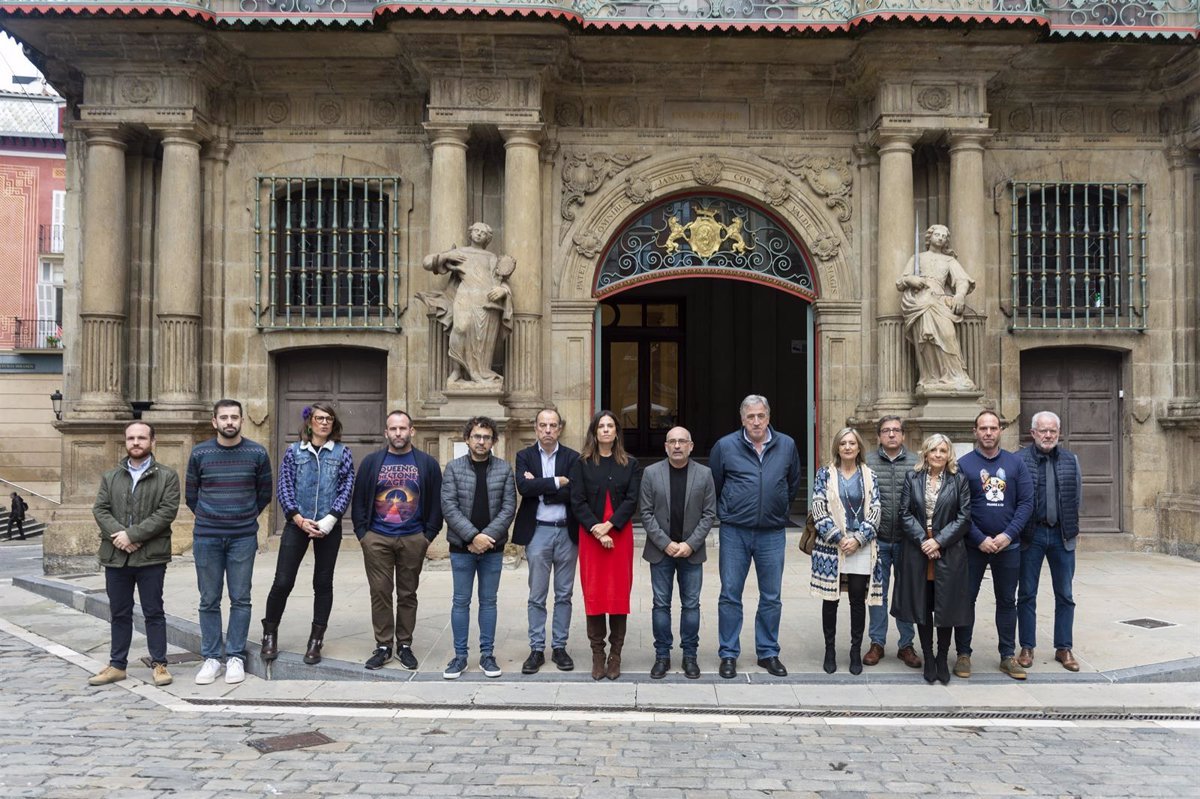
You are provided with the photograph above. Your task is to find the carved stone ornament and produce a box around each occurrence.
[572,231,603,259]
[625,174,652,204]
[555,99,583,127]
[466,81,501,107]
[917,86,952,112]
[760,153,853,228]
[774,105,802,130]
[265,99,290,124]
[810,231,840,261]
[1059,108,1082,132]
[372,100,398,126]
[560,150,651,222]
[1110,108,1133,133]
[120,77,158,105]
[763,175,791,206]
[611,99,638,128]
[1008,107,1032,132]
[318,100,342,125]
[693,154,724,186]
[828,105,855,129]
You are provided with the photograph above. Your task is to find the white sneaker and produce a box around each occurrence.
[195,658,223,685]
[225,656,245,684]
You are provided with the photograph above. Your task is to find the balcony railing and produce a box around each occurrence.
[38,224,63,255]
[11,318,63,349]
[2,0,1197,38]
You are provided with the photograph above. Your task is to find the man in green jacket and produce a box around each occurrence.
[88,421,181,687]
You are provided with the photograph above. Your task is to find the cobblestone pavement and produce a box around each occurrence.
[2,630,1199,799]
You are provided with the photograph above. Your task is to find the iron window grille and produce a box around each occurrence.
[1009,181,1147,331]
[254,176,402,329]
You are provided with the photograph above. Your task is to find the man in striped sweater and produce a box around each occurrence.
[186,399,273,685]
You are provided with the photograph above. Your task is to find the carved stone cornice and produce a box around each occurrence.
[427,74,544,128]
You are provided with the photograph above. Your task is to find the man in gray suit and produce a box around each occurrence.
[640,426,717,679]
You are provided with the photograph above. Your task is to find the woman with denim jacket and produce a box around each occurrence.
[260,402,355,665]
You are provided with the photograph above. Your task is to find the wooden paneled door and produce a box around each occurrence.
[1019,347,1122,533]
[274,347,387,534]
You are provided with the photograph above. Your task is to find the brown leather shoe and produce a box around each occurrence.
[1017,646,1034,669]
[897,645,923,669]
[862,643,884,666]
[1055,648,1080,672]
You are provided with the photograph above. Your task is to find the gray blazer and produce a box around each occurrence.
[639,459,717,564]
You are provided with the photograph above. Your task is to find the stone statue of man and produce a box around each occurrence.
[896,224,978,394]
[418,222,515,387]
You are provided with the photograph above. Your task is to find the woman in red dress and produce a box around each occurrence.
[569,410,640,680]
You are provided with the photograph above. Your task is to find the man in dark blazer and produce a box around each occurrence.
[514,408,581,674]
[640,426,717,679]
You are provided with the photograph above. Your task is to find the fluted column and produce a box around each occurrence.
[874,131,919,410]
[76,126,131,418]
[501,126,544,408]
[425,125,470,253]
[147,130,205,415]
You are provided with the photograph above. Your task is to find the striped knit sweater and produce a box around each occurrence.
[185,437,274,538]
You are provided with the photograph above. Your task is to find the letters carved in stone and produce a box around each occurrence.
[560,150,651,223]
[760,153,853,232]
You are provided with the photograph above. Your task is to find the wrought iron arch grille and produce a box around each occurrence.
[594,196,817,300]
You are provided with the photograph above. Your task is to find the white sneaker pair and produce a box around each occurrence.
[195,656,245,685]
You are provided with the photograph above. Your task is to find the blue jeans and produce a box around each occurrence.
[1018,526,1076,651]
[450,551,503,657]
[193,534,257,661]
[870,539,915,650]
[954,546,1020,659]
[717,525,785,660]
[650,557,704,658]
[526,523,577,651]
[105,563,167,670]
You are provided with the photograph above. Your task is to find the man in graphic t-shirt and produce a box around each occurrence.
[351,410,443,671]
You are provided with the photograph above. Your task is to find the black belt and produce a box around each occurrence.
[536,519,569,528]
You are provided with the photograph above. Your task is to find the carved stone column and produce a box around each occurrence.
[874,131,919,411]
[425,125,470,254]
[76,126,131,419]
[948,131,990,308]
[148,130,206,417]
[201,136,233,407]
[501,126,543,409]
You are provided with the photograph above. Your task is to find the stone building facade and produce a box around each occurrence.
[1,1,1197,571]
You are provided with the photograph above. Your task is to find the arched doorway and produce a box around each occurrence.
[593,194,816,482]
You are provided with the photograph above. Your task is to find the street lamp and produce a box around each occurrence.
[50,389,62,420]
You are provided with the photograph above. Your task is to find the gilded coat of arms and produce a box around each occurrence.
[662,207,751,259]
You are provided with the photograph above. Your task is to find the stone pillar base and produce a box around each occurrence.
[905,394,986,449]
[142,406,212,423]
[438,386,508,420]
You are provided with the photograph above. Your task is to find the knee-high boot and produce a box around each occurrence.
[587,615,608,680]
[848,592,866,675]
[918,623,937,684]
[822,600,838,674]
[606,615,626,680]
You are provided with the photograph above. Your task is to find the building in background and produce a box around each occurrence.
[0,2,1197,572]
[0,86,64,510]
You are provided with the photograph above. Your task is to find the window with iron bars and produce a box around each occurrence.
[1009,181,1147,331]
[254,176,402,329]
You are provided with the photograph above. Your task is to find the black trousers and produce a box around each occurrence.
[264,522,342,627]
[106,563,167,669]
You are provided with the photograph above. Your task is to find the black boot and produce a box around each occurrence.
[260,620,279,662]
[848,591,865,676]
[923,651,937,684]
[303,623,327,665]
[935,626,952,685]
[822,600,838,674]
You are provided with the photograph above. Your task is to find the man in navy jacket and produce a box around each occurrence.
[513,408,580,674]
[709,394,802,679]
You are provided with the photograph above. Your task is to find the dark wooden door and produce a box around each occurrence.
[1019,347,1122,533]
[274,347,387,533]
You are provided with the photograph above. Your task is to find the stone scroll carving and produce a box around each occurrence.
[760,153,854,234]
[560,150,651,223]
[417,223,514,388]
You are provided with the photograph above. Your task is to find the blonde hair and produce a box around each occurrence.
[829,427,866,467]
[915,433,959,474]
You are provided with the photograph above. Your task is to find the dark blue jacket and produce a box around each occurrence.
[351,447,443,541]
[513,443,579,546]
[1019,443,1082,549]
[708,426,802,530]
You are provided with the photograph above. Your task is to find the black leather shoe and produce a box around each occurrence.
[551,648,575,671]
[650,657,670,679]
[718,657,737,679]
[682,657,700,679]
[756,656,788,677]
[521,650,545,675]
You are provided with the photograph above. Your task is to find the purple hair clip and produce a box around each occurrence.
[301,406,313,421]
